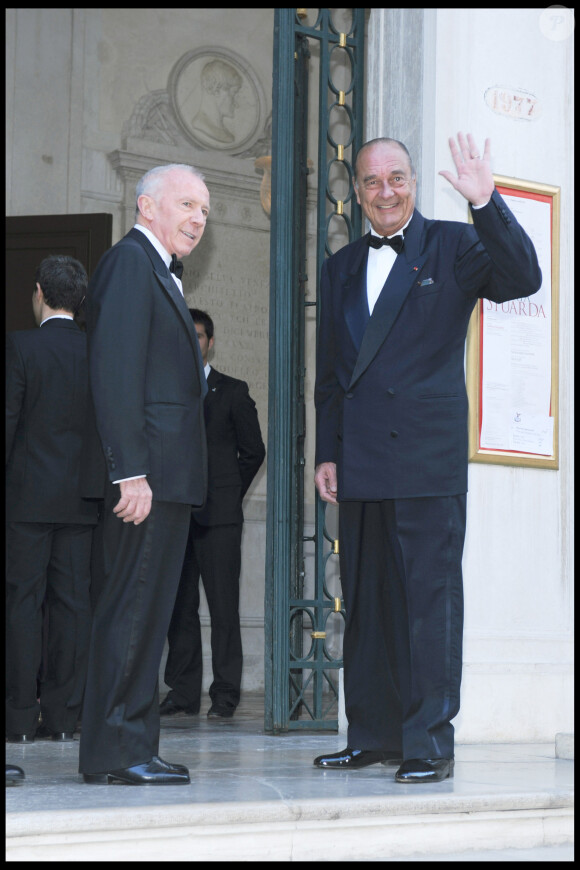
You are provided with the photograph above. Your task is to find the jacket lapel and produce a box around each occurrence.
[344,271,370,350]
[348,212,427,390]
[128,228,207,397]
[343,237,371,350]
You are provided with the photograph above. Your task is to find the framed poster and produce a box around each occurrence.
[466,175,560,468]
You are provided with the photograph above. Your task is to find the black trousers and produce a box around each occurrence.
[338,495,466,760]
[5,521,93,734]
[164,519,243,709]
[78,486,191,774]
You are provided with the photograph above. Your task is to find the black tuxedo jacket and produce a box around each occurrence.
[6,319,99,524]
[81,228,208,506]
[193,367,265,526]
[315,190,542,500]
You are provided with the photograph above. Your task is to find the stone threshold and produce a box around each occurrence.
[6,788,573,861]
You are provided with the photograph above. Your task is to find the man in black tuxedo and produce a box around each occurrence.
[161,309,265,719]
[78,164,210,785]
[313,133,541,782]
[6,255,97,743]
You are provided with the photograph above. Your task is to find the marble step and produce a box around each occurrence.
[6,787,573,861]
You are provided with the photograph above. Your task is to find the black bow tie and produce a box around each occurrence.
[368,233,404,254]
[170,254,183,279]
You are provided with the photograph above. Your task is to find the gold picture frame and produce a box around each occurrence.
[466,175,560,468]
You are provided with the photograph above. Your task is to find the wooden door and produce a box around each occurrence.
[5,213,112,331]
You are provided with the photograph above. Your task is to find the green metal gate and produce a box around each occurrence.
[265,8,365,732]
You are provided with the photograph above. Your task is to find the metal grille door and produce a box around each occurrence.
[265,8,365,731]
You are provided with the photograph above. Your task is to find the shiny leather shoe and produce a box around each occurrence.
[395,758,454,783]
[207,703,235,719]
[5,732,35,744]
[83,757,190,785]
[159,696,199,716]
[313,748,402,769]
[36,724,75,742]
[6,764,25,786]
[151,755,189,774]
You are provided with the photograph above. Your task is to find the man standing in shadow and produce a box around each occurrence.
[161,309,265,720]
[6,255,97,745]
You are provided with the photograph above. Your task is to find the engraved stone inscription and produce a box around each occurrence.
[484,86,542,121]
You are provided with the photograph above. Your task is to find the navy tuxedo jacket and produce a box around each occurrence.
[315,190,542,500]
[6,319,99,524]
[193,367,265,527]
[81,228,208,506]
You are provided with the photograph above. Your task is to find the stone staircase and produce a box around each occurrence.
[6,779,573,861]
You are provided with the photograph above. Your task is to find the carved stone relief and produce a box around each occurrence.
[169,47,267,154]
[121,90,183,147]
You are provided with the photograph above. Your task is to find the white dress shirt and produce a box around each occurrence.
[40,315,74,325]
[366,218,412,315]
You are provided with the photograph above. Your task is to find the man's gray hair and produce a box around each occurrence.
[135,164,205,216]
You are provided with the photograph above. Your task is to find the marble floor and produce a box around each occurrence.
[6,693,574,861]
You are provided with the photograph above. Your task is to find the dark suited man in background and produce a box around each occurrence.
[161,309,265,720]
[78,164,210,785]
[6,255,97,744]
[313,133,541,782]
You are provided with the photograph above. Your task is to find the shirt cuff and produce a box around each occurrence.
[112,475,146,484]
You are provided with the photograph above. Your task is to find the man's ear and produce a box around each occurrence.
[137,194,155,221]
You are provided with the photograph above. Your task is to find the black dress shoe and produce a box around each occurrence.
[6,764,25,786]
[313,748,401,769]
[207,703,235,719]
[35,724,75,742]
[395,758,454,783]
[159,696,199,716]
[82,757,190,785]
[5,732,35,744]
[151,755,189,774]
